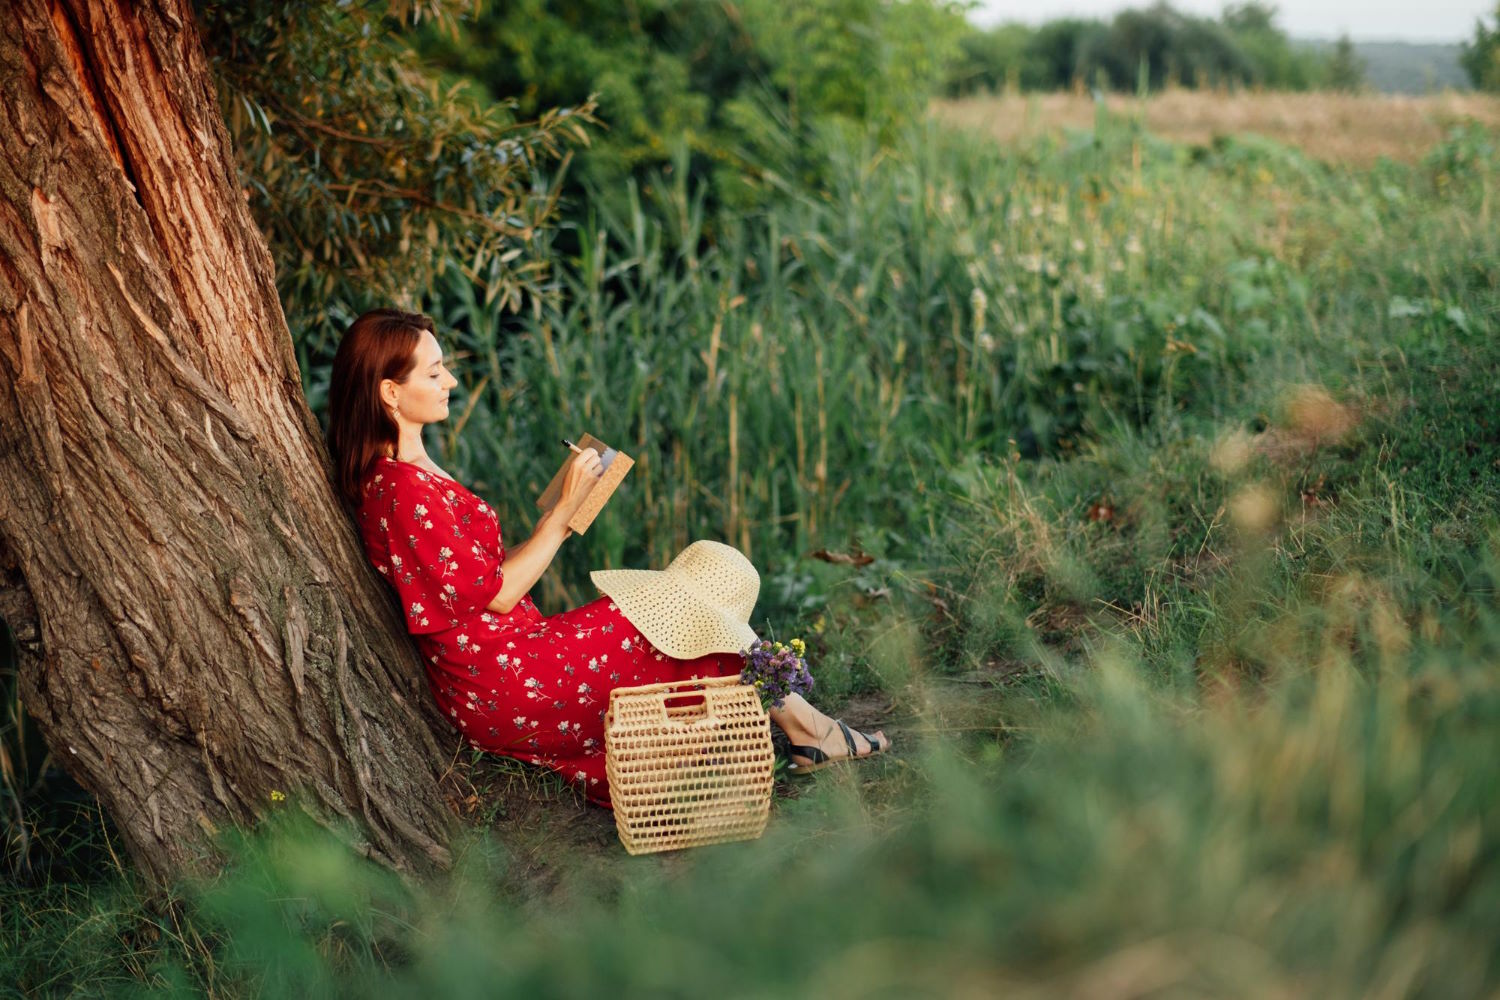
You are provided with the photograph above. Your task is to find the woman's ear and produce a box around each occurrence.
[378,378,399,409]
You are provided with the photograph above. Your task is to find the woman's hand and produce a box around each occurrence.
[485,448,603,615]
[558,447,604,515]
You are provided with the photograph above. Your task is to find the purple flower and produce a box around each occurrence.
[739,638,814,710]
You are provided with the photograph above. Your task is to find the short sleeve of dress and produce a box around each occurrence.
[375,472,504,634]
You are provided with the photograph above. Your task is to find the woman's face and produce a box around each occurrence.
[382,330,457,427]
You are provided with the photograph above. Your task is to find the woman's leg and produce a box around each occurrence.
[766,693,889,762]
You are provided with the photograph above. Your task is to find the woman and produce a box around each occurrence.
[326,309,888,805]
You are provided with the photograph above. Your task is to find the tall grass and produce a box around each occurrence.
[406,109,1491,634]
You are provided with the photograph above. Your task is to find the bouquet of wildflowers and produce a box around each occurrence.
[739,638,813,710]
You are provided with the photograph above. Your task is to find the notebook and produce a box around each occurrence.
[535,432,634,535]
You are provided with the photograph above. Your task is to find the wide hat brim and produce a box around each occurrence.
[590,567,758,661]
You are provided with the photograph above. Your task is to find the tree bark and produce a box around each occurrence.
[0,0,457,883]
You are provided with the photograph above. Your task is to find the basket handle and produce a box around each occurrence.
[663,684,751,729]
[619,673,745,699]
[620,675,743,729]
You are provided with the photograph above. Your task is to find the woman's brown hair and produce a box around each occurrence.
[326,309,435,508]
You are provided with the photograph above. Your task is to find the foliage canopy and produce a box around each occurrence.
[195,0,596,373]
[414,0,968,207]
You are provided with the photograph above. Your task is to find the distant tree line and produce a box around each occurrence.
[1463,3,1500,91]
[944,2,1368,95]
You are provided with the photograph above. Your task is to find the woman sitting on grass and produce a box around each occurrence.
[325,309,889,805]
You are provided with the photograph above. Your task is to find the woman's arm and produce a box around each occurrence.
[485,506,569,613]
[485,447,602,614]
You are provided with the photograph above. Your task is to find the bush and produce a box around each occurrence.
[416,0,967,211]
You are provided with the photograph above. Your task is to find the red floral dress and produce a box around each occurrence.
[356,456,741,806]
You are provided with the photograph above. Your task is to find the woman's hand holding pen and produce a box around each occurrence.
[558,439,603,518]
[488,440,603,612]
[486,441,597,611]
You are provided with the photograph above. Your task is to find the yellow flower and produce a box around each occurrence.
[790,638,806,655]
[270,790,286,803]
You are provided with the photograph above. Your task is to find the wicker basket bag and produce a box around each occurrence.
[604,674,774,854]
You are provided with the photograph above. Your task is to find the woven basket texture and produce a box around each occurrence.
[604,675,773,854]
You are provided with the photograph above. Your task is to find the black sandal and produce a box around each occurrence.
[786,719,888,776]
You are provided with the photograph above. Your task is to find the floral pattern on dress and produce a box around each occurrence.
[356,456,740,806]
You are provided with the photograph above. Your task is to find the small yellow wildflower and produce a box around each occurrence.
[269,790,286,803]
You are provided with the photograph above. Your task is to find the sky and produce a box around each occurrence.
[968,1,1493,43]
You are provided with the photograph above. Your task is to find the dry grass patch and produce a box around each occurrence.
[932,90,1500,165]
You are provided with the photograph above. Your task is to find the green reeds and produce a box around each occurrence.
[419,114,1493,635]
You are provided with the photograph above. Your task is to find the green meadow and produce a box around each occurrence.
[6,101,1500,995]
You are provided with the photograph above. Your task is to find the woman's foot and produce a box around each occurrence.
[786,719,890,773]
[764,694,891,772]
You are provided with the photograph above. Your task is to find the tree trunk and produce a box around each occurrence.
[0,0,457,883]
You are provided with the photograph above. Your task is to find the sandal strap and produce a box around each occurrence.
[835,719,860,758]
[787,744,828,767]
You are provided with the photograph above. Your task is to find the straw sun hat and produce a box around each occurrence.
[590,540,760,661]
